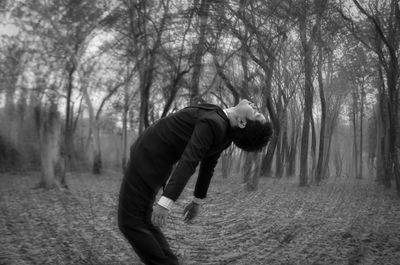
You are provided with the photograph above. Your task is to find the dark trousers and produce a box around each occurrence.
[118,173,179,265]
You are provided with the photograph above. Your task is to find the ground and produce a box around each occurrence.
[0,170,400,265]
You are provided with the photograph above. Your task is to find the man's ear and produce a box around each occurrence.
[238,118,247,129]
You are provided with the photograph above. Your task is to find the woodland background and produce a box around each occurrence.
[1,0,400,264]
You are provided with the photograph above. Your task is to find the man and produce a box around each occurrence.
[118,99,273,265]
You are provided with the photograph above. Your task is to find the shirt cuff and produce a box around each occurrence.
[157,196,174,210]
[193,196,204,205]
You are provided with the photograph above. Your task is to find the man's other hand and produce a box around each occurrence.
[183,201,200,223]
[152,204,169,227]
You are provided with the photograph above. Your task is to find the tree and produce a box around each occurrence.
[314,0,333,182]
[297,0,316,186]
[224,0,291,179]
[0,42,24,146]
[34,100,64,189]
[15,0,106,170]
[80,60,129,174]
[189,0,211,104]
[339,0,400,191]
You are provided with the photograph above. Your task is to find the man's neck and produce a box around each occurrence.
[223,108,236,128]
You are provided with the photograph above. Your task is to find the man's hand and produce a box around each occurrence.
[183,201,200,223]
[152,204,169,227]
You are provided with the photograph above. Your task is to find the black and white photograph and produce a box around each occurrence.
[0,0,400,264]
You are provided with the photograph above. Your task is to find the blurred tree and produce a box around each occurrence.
[3,0,398,196]
[34,101,65,189]
[158,1,194,117]
[128,0,170,134]
[274,59,298,179]
[80,59,129,174]
[30,71,67,189]
[0,42,24,146]
[189,0,211,104]
[296,0,326,186]
[339,0,400,191]
[215,0,292,185]
[313,0,337,183]
[343,43,374,179]
[14,0,106,171]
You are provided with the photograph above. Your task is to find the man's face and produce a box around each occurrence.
[237,99,267,123]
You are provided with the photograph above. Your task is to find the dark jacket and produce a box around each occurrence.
[126,104,232,201]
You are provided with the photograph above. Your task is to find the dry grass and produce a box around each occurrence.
[1,171,399,265]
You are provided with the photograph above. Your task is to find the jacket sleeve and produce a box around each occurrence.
[193,152,221,199]
[162,119,215,201]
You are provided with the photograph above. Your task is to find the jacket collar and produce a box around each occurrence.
[188,103,229,124]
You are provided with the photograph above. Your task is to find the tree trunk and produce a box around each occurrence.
[310,114,317,182]
[242,152,251,184]
[367,109,377,177]
[297,0,326,185]
[378,94,391,187]
[121,89,129,173]
[375,94,384,183]
[351,0,399,190]
[359,84,365,179]
[334,148,343,178]
[64,61,75,171]
[298,10,314,187]
[275,98,285,179]
[276,127,287,179]
[315,50,326,183]
[261,66,279,178]
[35,103,62,189]
[352,89,359,179]
[237,150,245,175]
[4,77,17,145]
[135,1,168,134]
[221,147,233,179]
[138,67,151,135]
[82,81,102,175]
[286,113,299,177]
[386,42,399,192]
[221,151,229,179]
[240,39,250,101]
[16,86,28,151]
[323,118,335,179]
[3,46,23,146]
[190,0,210,104]
[92,125,102,174]
[244,152,260,191]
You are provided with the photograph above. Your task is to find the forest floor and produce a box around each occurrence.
[1,170,400,265]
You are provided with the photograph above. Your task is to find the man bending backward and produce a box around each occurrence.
[118,99,273,265]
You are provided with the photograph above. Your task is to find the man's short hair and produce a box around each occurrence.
[230,120,273,152]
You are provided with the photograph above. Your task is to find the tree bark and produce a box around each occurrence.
[261,95,279,177]
[130,1,168,134]
[310,113,317,182]
[121,86,129,174]
[351,89,359,179]
[359,83,365,179]
[64,60,75,171]
[286,111,300,177]
[298,7,314,187]
[35,103,63,189]
[315,50,327,183]
[260,62,279,177]
[221,146,234,179]
[244,152,260,191]
[275,98,285,179]
[351,0,400,191]
[82,80,102,175]
[190,0,211,105]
